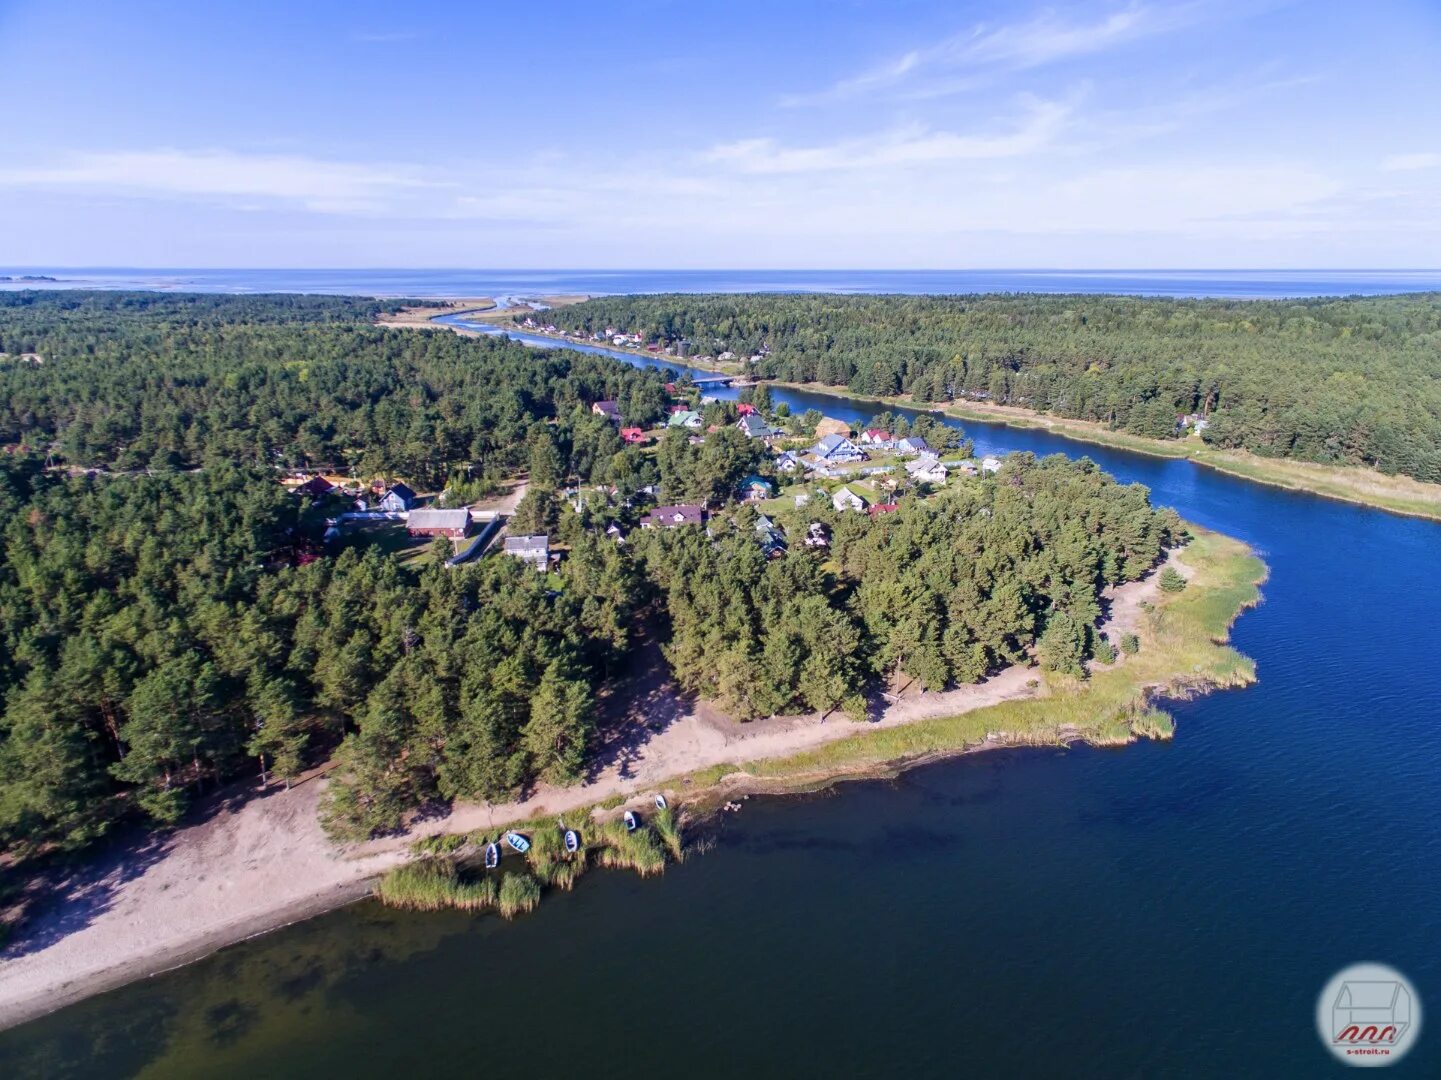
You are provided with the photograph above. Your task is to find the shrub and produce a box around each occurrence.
[1118,632,1140,655]
[1159,566,1187,593]
[1093,638,1119,664]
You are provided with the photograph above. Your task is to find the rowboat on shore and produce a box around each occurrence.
[564,829,580,853]
[654,794,668,810]
[505,831,531,853]
[484,842,500,869]
[624,810,638,832]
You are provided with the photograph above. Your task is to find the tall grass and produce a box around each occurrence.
[374,857,498,912]
[378,811,684,916]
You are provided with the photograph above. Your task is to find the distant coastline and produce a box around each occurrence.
[6,267,1441,299]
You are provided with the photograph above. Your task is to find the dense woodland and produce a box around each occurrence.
[0,293,1179,857]
[541,292,1441,483]
[0,292,670,487]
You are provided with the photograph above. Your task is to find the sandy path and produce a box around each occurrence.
[0,553,1175,1030]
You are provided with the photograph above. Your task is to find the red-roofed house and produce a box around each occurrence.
[868,502,900,517]
[620,427,651,445]
[296,475,335,498]
[736,402,757,416]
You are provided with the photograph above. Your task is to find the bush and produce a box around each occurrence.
[1093,638,1119,664]
[1118,633,1140,655]
[496,872,542,918]
[1159,566,1187,593]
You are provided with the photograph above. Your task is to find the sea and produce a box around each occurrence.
[4,267,1441,299]
[0,274,1439,1077]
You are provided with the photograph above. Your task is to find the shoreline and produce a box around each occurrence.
[410,313,1441,524]
[0,529,1264,1032]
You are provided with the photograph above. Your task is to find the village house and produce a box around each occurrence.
[737,414,779,440]
[503,534,550,572]
[814,417,852,441]
[868,501,899,517]
[1179,413,1211,433]
[774,450,802,474]
[407,508,472,539]
[803,521,830,547]
[832,486,869,513]
[905,455,949,485]
[641,504,706,528]
[605,522,627,544]
[620,427,651,445]
[379,482,416,512]
[896,436,932,456]
[295,475,335,499]
[811,433,867,463]
[860,428,894,448]
[739,474,774,502]
[591,400,621,422]
[981,456,1003,473]
[755,515,786,558]
[667,410,704,429]
[954,460,979,476]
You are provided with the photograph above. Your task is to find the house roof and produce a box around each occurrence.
[905,455,947,476]
[297,476,334,497]
[504,534,549,554]
[868,502,900,516]
[737,414,774,437]
[667,410,702,426]
[814,433,857,456]
[864,428,891,439]
[740,474,773,491]
[592,399,620,414]
[833,485,867,505]
[898,436,932,452]
[643,504,705,525]
[408,508,471,530]
[386,482,416,501]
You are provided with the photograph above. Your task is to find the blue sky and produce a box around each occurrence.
[1,0,1439,268]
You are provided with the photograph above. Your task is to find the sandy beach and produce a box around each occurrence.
[0,554,1179,1031]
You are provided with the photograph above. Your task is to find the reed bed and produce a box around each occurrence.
[378,808,685,915]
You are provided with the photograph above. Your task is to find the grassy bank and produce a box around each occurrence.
[679,525,1264,794]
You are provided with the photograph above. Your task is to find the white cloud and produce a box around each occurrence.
[783,2,1208,105]
[0,149,446,213]
[1381,152,1441,172]
[703,99,1070,174]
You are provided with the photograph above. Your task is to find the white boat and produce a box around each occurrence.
[624,810,638,832]
[484,842,499,869]
[564,829,580,853]
[505,831,531,853]
[654,794,668,810]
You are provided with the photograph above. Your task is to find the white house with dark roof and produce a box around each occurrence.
[379,482,417,512]
[896,436,932,456]
[905,455,949,485]
[503,534,550,572]
[811,433,866,463]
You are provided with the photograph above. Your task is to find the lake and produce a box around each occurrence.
[2,316,1439,1078]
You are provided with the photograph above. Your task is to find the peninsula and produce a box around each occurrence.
[0,291,1264,1030]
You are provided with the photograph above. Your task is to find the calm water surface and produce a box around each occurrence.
[6,266,1441,298]
[2,317,1440,1078]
